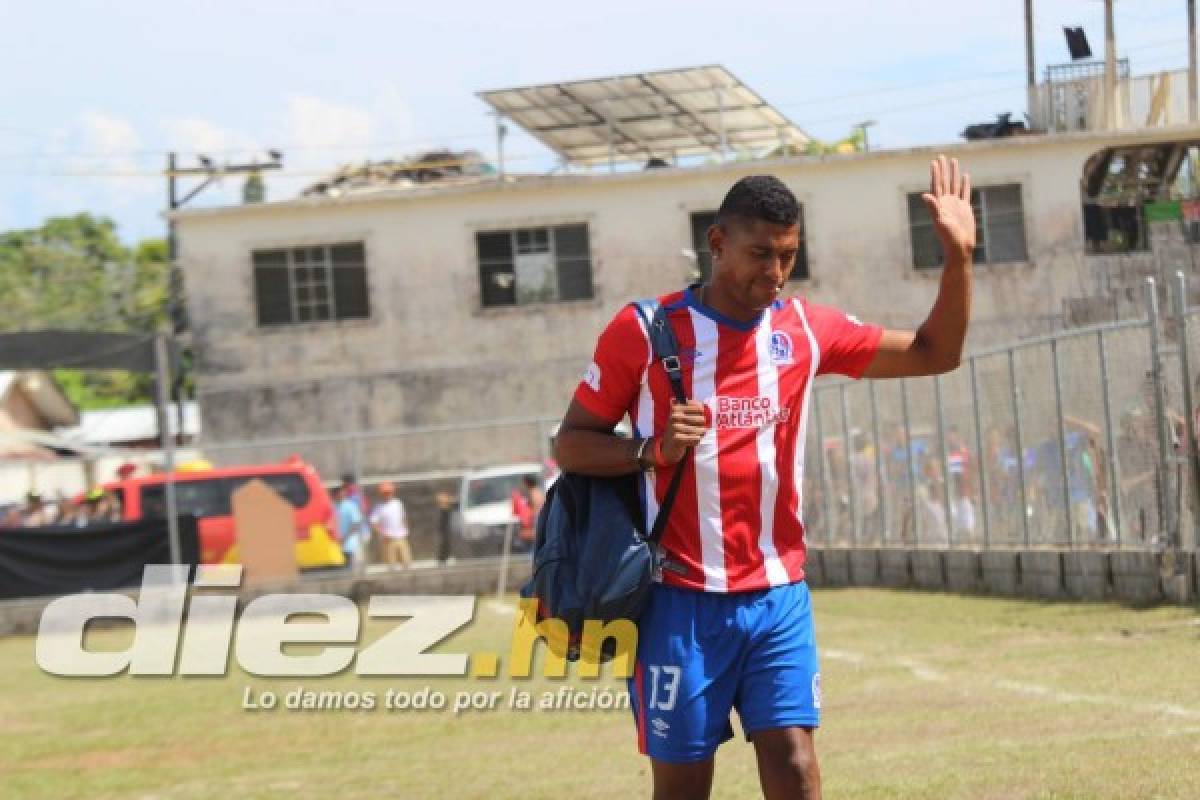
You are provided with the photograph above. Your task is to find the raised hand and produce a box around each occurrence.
[922,155,976,263]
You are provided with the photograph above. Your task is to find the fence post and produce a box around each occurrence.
[1173,271,1200,553]
[1098,329,1123,548]
[934,374,955,547]
[154,333,182,573]
[1051,338,1075,548]
[1145,277,1175,551]
[1009,349,1032,548]
[969,357,991,549]
[496,522,516,600]
[901,379,920,547]
[839,384,859,546]
[869,380,888,546]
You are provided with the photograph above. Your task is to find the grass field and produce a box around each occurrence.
[1,588,1198,799]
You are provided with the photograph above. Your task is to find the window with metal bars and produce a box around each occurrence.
[252,242,369,327]
[907,184,1027,269]
[475,224,593,308]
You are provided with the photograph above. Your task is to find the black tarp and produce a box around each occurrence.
[0,331,165,371]
[0,516,199,599]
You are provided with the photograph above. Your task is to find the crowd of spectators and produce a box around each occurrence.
[1,488,123,530]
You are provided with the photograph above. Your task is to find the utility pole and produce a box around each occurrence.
[1024,0,1037,119]
[1189,0,1197,123]
[163,150,282,441]
[1104,0,1118,129]
[855,120,877,152]
[491,113,508,181]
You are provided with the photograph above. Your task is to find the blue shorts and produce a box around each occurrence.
[627,580,821,763]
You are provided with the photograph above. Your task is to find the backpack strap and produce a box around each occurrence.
[629,299,691,547]
[631,299,686,404]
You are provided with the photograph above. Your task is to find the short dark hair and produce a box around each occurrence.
[716,175,799,229]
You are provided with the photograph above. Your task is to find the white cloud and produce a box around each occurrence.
[160,116,260,159]
[73,111,154,200]
[285,95,376,164]
[79,111,141,157]
[25,110,157,228]
[268,92,421,197]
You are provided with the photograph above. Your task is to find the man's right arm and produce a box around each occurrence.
[557,305,707,477]
[554,398,709,477]
[554,400,643,476]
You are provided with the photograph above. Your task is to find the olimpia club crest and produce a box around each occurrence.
[769,331,794,365]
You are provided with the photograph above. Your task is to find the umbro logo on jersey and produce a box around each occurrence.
[769,331,794,365]
[651,718,671,738]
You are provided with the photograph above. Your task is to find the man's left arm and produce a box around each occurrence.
[863,154,975,379]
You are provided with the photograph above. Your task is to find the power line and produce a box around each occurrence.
[0,150,554,178]
[800,85,1026,128]
[0,37,1192,175]
[4,37,1191,165]
[0,130,500,164]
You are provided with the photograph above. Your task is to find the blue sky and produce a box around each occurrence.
[0,0,1193,242]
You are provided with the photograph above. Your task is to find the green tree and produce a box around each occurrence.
[0,213,170,409]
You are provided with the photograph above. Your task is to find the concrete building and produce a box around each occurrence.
[174,68,1200,475]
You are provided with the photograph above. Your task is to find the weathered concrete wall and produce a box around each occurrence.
[1069,220,1200,326]
[811,546,1198,606]
[175,126,1200,471]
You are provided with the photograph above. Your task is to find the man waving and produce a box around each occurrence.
[555,156,975,800]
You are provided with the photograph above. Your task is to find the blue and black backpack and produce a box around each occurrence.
[520,299,690,661]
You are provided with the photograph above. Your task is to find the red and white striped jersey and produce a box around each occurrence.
[574,286,883,593]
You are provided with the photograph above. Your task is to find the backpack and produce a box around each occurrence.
[520,299,689,662]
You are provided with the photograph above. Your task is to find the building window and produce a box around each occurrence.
[907,184,1027,269]
[1083,203,1150,253]
[475,224,593,307]
[252,242,369,327]
[689,209,810,282]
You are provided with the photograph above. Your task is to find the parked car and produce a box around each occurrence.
[452,462,548,557]
[104,457,344,569]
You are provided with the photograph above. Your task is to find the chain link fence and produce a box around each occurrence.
[809,273,1200,554]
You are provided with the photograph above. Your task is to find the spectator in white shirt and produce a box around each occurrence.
[369,482,411,567]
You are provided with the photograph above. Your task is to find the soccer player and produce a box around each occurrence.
[554,155,975,800]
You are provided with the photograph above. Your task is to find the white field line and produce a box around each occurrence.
[822,648,865,665]
[992,680,1200,720]
[822,649,1200,720]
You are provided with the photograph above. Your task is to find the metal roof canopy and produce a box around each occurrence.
[477,65,810,167]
